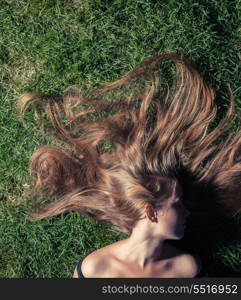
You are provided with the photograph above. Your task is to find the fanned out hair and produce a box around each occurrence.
[17,53,241,234]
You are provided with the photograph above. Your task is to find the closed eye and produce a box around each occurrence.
[173,198,184,207]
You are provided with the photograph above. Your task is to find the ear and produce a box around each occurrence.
[145,203,158,223]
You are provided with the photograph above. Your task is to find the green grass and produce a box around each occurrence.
[0,0,241,277]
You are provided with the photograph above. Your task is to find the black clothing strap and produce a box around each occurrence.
[76,250,95,278]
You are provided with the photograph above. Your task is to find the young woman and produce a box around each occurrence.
[72,179,204,278]
[17,53,241,278]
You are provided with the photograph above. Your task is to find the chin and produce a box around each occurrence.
[173,229,185,240]
[173,235,183,240]
[166,234,183,240]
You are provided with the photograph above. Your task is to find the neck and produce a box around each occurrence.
[118,231,167,270]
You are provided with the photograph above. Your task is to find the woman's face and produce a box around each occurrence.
[153,182,190,239]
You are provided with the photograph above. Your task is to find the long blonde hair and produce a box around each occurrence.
[17,52,241,234]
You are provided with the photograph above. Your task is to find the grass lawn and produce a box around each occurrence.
[0,0,241,277]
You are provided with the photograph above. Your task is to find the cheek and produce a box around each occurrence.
[170,207,183,227]
[161,208,179,228]
[169,210,179,226]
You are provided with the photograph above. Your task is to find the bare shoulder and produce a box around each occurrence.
[165,243,201,277]
[73,240,124,278]
[174,253,201,278]
[80,250,110,278]
[72,251,104,279]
